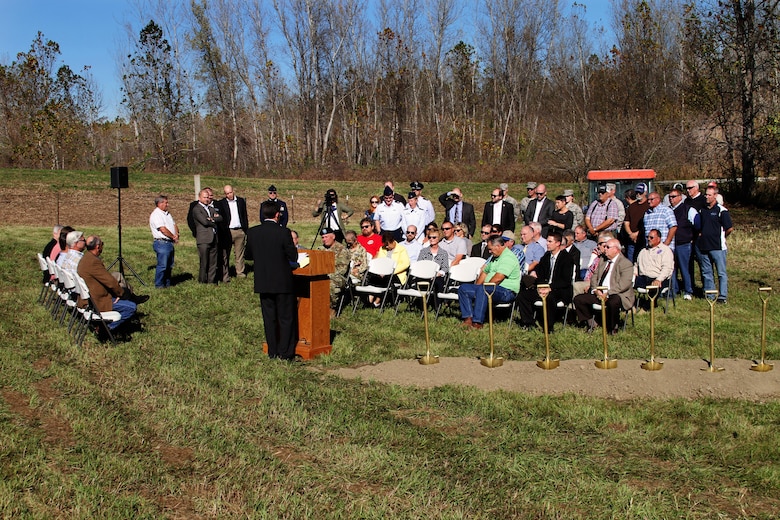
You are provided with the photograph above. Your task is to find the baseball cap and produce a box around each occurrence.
[320,227,335,236]
[635,182,648,194]
[501,230,516,242]
[563,189,574,197]
[597,185,607,194]
[526,182,537,189]
[66,230,84,247]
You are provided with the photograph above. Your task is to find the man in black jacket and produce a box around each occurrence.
[247,202,299,360]
[482,188,516,232]
[515,230,575,332]
[216,185,250,281]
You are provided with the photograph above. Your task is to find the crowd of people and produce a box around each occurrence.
[43,178,733,347]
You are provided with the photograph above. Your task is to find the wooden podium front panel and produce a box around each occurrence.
[293,249,335,359]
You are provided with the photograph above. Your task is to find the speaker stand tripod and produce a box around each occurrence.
[107,185,146,286]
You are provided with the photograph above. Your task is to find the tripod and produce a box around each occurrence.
[311,201,342,248]
[107,185,146,286]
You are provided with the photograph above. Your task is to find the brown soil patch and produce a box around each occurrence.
[329,357,780,402]
[2,382,76,447]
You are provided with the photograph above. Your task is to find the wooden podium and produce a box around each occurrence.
[291,249,335,359]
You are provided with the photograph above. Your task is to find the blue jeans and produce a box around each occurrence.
[458,283,515,324]
[110,299,137,330]
[153,239,175,288]
[673,242,693,296]
[697,247,728,300]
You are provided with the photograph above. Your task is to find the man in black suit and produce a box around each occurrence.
[247,202,299,361]
[193,188,223,283]
[482,187,516,232]
[216,184,250,281]
[438,187,476,238]
[260,184,289,227]
[471,224,494,260]
[515,230,575,332]
[523,183,555,237]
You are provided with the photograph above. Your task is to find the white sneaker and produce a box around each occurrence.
[683,293,692,301]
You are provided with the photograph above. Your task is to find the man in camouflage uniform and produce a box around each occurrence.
[344,229,369,284]
[318,227,351,307]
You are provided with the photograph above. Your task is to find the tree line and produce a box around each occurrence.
[1,0,779,203]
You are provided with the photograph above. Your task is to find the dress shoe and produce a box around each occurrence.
[469,322,483,330]
[461,317,473,328]
[132,294,150,305]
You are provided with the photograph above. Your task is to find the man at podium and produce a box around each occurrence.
[247,202,299,360]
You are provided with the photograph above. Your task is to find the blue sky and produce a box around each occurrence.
[1,0,613,119]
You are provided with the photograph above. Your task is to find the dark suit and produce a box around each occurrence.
[193,203,223,283]
[438,192,476,238]
[471,241,492,260]
[516,249,575,330]
[524,198,555,237]
[482,200,516,231]
[247,220,299,360]
[260,198,289,227]
[574,252,635,331]
[216,196,250,280]
[565,245,582,281]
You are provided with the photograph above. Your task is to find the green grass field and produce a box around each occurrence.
[1,170,779,518]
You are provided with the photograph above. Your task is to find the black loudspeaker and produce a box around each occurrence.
[110,166,129,189]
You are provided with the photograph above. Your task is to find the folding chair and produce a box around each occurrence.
[37,253,54,305]
[394,260,440,316]
[352,257,397,314]
[44,257,61,311]
[459,256,487,274]
[74,274,121,346]
[435,262,479,319]
[636,279,675,314]
[591,302,634,332]
[53,265,79,326]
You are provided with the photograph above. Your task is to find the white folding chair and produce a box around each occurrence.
[394,260,440,316]
[435,262,479,319]
[36,253,52,304]
[459,256,487,275]
[352,257,397,314]
[636,278,675,314]
[74,274,121,346]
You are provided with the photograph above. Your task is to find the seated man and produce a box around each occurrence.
[77,235,137,331]
[457,235,520,330]
[516,230,574,332]
[357,217,382,258]
[573,238,634,335]
[634,228,674,311]
[318,228,351,308]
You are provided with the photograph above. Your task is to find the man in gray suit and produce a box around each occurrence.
[193,188,223,284]
[573,238,635,334]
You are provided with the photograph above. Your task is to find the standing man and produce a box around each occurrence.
[584,185,620,239]
[438,187,476,238]
[685,180,706,211]
[642,192,678,248]
[193,188,223,284]
[622,186,648,262]
[457,235,521,330]
[573,238,635,334]
[216,185,249,281]
[694,186,733,304]
[247,202,299,361]
[523,183,555,237]
[402,190,428,243]
[670,187,698,300]
[500,183,522,222]
[78,235,137,332]
[519,182,537,216]
[563,189,584,228]
[482,187,516,232]
[260,184,289,227]
[149,194,179,289]
[312,189,353,243]
[373,186,406,241]
[410,181,436,227]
